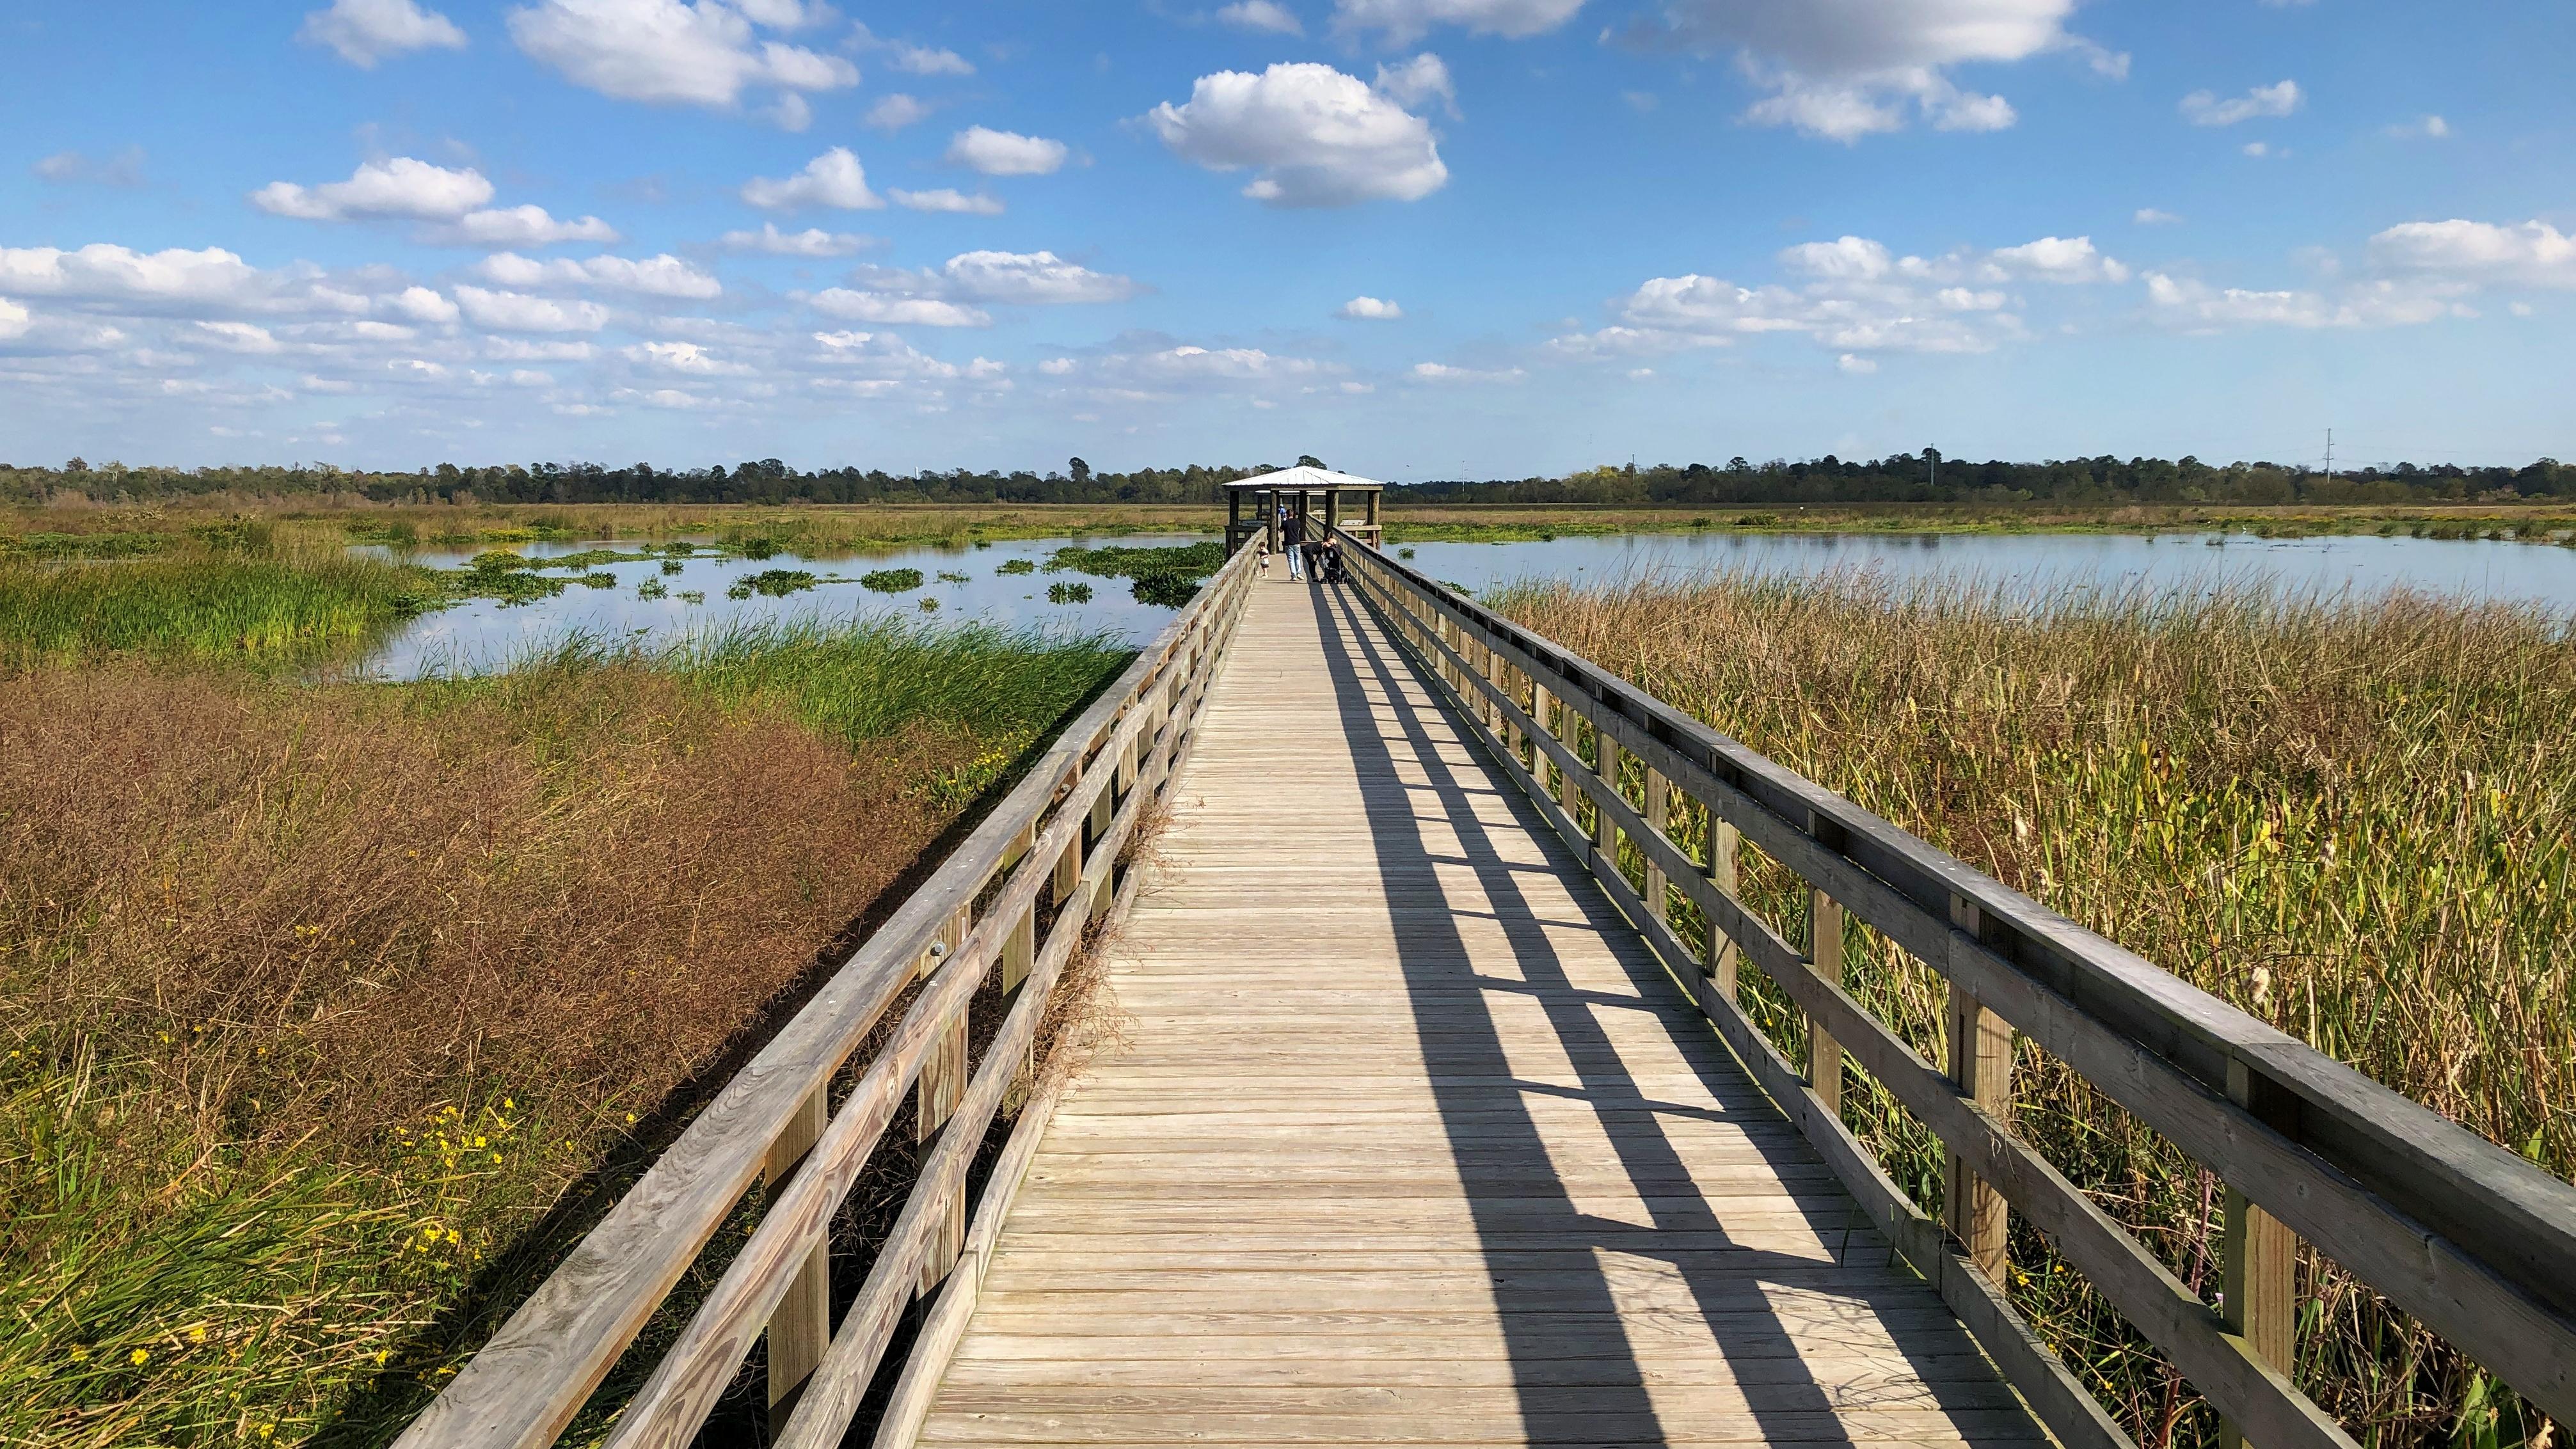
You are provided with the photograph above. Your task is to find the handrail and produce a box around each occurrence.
[395,545,1259,1449]
[1335,529,2576,1445]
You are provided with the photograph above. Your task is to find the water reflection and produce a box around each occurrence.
[358,527,2574,679]
[357,534,1211,680]
[1395,530,2576,614]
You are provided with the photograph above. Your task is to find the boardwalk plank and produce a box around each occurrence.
[912,577,2037,1449]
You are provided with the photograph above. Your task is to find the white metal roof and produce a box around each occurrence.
[1224,465,1385,491]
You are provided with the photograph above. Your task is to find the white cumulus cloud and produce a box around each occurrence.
[944,127,1069,177]
[454,284,612,331]
[1410,361,1526,382]
[1984,235,2128,283]
[865,93,932,131]
[388,285,461,324]
[2134,207,2182,226]
[1372,54,1457,116]
[887,42,971,75]
[942,250,1139,304]
[1337,296,1404,319]
[252,157,494,221]
[2143,271,2458,330]
[0,243,388,320]
[808,290,992,326]
[891,189,1006,215]
[2181,79,2302,126]
[1332,0,1583,44]
[719,222,875,255]
[1149,63,1447,207]
[299,0,467,67]
[473,251,723,297]
[1620,0,2116,142]
[2367,219,2576,289]
[1564,228,2127,363]
[742,148,884,210]
[507,0,856,108]
[420,205,621,247]
[1217,0,1305,35]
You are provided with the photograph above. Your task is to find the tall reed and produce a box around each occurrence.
[0,619,1131,1445]
[1493,569,2575,1449]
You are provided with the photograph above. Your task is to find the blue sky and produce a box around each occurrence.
[3,0,2570,477]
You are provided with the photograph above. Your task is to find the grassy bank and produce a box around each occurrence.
[14,499,2576,564]
[0,617,1128,1444]
[1380,501,2576,544]
[1492,572,2574,1449]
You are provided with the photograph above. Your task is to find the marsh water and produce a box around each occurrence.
[1394,528,2576,612]
[358,534,1208,679]
[356,528,2575,679]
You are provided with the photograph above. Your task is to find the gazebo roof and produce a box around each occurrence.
[1224,466,1385,491]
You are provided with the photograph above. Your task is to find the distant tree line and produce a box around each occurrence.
[4,450,2568,509]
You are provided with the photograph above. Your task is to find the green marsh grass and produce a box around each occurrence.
[1494,570,2575,1449]
[0,547,430,668]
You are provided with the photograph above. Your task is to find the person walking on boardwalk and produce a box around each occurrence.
[1281,507,1307,580]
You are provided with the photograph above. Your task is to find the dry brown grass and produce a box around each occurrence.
[1,663,967,1153]
[0,661,995,1443]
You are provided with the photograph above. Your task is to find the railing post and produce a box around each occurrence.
[1809,887,1845,1118]
[1945,894,2013,1279]
[1591,727,1622,862]
[1556,699,1586,823]
[1642,768,1669,924]
[2220,1064,2301,1449]
[1531,678,1556,799]
[761,1087,831,1420]
[1705,803,1740,999]
[917,910,970,1295]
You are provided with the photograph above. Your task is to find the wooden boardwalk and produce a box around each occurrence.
[915,576,2047,1448]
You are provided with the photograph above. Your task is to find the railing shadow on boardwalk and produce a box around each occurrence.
[1304,577,2008,1446]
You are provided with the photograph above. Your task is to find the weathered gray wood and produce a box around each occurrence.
[1809,889,1844,1120]
[762,1088,831,1416]
[1340,537,2576,1425]
[1356,551,2341,1449]
[1367,599,2127,1449]
[1946,897,2012,1281]
[873,859,1156,1449]
[771,822,1131,1449]
[390,554,1250,1449]
[800,573,1246,1449]
[923,569,2054,1449]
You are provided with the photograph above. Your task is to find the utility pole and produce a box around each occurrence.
[2323,428,2335,484]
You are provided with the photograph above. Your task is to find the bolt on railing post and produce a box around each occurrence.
[1945,894,2014,1279]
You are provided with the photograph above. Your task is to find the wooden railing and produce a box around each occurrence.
[394,545,1259,1449]
[1337,532,2576,1449]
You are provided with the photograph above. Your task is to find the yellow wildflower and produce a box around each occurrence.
[131,1348,150,1365]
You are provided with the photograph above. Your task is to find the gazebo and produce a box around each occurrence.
[1223,466,1385,555]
